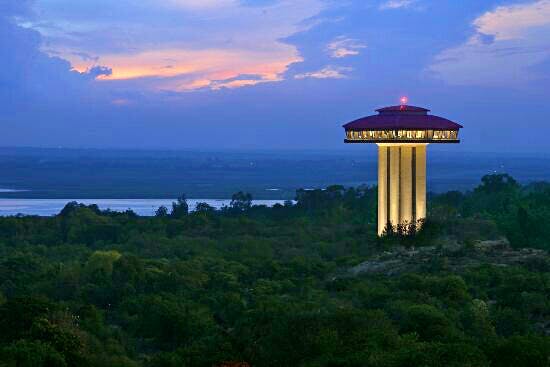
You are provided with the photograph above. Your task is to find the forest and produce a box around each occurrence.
[0,174,549,366]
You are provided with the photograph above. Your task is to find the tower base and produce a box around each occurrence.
[377,144,427,236]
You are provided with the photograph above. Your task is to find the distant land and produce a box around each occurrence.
[0,147,549,200]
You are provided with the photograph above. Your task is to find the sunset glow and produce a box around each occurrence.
[3,0,550,152]
[60,47,303,92]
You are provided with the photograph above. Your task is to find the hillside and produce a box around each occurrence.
[0,174,549,366]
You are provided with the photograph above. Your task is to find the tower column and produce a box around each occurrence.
[389,146,400,227]
[415,144,427,225]
[400,146,413,226]
[378,145,388,236]
[377,143,428,235]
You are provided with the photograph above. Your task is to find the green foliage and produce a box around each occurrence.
[398,304,456,341]
[0,340,67,367]
[154,206,169,218]
[0,298,86,366]
[0,175,548,366]
[230,191,253,212]
[171,195,189,218]
[86,250,122,276]
[486,336,550,367]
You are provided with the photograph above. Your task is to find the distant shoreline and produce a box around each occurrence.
[1,148,549,200]
[0,198,289,217]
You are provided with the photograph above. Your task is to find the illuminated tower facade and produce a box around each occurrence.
[343,102,462,236]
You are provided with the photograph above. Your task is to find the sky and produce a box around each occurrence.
[1,0,549,152]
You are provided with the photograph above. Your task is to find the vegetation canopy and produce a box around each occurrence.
[0,174,548,367]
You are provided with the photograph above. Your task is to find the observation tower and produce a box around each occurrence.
[343,98,462,236]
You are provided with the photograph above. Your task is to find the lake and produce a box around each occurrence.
[0,199,287,217]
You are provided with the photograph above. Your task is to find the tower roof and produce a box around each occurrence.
[376,105,430,113]
[344,105,463,131]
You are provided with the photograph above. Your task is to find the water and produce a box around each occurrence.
[0,199,287,217]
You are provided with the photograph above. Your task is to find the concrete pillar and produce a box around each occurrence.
[415,145,427,224]
[400,146,413,226]
[377,143,428,236]
[378,145,388,236]
[389,146,400,228]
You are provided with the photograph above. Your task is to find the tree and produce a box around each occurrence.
[171,195,189,218]
[155,206,169,217]
[230,192,252,212]
[399,304,455,342]
[86,250,122,277]
[515,206,538,247]
[58,202,101,217]
[0,340,66,367]
[477,174,519,194]
[0,297,52,343]
[487,336,550,367]
[195,202,215,214]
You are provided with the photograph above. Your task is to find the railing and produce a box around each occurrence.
[345,129,459,142]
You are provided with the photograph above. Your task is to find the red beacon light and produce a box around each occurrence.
[400,96,408,105]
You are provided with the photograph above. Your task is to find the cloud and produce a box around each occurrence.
[379,0,417,10]
[25,0,326,92]
[429,0,550,86]
[294,66,353,79]
[162,72,282,91]
[473,0,550,40]
[72,51,99,62]
[86,65,113,79]
[327,36,366,58]
[73,47,298,92]
[165,0,237,9]
[0,1,97,103]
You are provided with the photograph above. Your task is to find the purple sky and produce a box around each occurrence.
[1,0,549,152]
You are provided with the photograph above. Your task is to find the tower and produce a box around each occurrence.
[343,102,462,236]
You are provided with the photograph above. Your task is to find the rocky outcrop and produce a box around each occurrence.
[348,239,549,277]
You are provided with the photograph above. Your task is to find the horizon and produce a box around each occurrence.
[1,145,550,157]
[0,147,549,202]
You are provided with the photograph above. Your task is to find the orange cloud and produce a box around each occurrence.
[65,47,301,91]
[34,0,325,92]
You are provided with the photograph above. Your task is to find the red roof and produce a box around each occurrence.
[344,105,462,131]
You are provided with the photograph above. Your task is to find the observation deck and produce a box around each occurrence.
[343,105,462,144]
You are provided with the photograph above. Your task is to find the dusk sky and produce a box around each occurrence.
[1,0,549,152]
